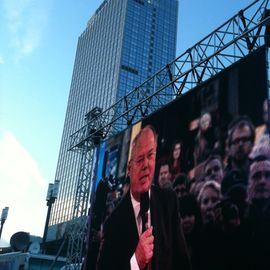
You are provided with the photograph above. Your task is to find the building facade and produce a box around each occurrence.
[48,0,178,239]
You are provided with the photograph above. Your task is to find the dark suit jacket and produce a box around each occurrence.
[96,185,191,270]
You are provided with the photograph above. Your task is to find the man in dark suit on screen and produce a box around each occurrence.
[97,125,191,270]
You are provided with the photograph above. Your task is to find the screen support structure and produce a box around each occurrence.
[65,108,101,270]
[66,1,270,269]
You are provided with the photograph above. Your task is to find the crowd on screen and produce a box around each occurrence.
[86,110,270,270]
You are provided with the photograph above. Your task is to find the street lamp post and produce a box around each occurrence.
[0,207,9,240]
[42,180,60,252]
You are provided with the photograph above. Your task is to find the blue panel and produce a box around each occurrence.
[95,141,106,191]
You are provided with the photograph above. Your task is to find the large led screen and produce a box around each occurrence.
[88,46,269,270]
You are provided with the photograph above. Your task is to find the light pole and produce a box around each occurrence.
[42,180,60,252]
[0,207,9,240]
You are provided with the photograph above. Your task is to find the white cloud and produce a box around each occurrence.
[2,0,51,60]
[0,56,4,64]
[0,132,47,245]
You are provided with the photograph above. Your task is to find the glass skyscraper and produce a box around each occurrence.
[48,0,178,239]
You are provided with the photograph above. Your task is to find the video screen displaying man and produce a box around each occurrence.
[97,125,191,270]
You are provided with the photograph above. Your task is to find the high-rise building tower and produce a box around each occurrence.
[48,0,178,239]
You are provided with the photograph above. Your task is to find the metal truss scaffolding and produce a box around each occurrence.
[66,145,95,266]
[66,0,270,269]
[66,109,100,270]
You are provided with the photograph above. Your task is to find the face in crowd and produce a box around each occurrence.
[181,215,195,235]
[229,124,253,164]
[173,174,189,198]
[204,157,224,184]
[128,127,157,201]
[174,182,187,199]
[173,143,181,161]
[199,113,211,132]
[198,182,221,225]
[158,164,172,188]
[248,159,270,201]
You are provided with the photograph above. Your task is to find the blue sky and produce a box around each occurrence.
[0,0,252,245]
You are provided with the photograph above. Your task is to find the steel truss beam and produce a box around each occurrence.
[66,0,270,269]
